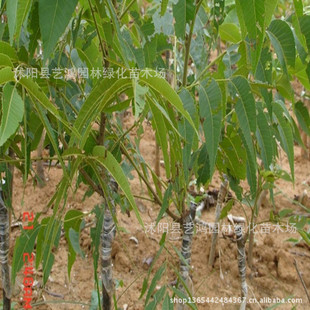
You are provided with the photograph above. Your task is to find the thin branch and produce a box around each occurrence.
[120,143,180,222]
[191,50,227,86]
[87,0,108,65]
[79,168,104,197]
[182,0,203,86]
[120,0,136,20]
[293,259,310,303]
[290,251,310,259]
[97,112,107,145]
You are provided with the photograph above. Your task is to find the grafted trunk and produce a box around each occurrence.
[235,225,247,310]
[208,179,228,266]
[248,190,267,269]
[178,202,197,310]
[101,179,117,310]
[0,190,11,310]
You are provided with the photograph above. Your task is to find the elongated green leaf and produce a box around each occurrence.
[11,219,40,284]
[235,0,264,39]
[218,133,247,180]
[0,42,18,60]
[76,47,95,71]
[0,67,15,85]
[19,77,80,139]
[298,230,310,246]
[6,0,18,44]
[0,54,13,68]
[293,0,303,17]
[39,0,78,59]
[291,117,305,149]
[35,217,49,270]
[93,146,144,228]
[145,264,166,305]
[133,79,148,118]
[19,76,77,179]
[179,88,198,179]
[199,79,222,179]
[0,84,24,146]
[219,23,241,43]
[148,95,183,138]
[256,106,275,169]
[299,16,310,52]
[15,0,33,43]
[235,0,265,71]
[220,199,234,220]
[146,286,166,310]
[231,76,257,195]
[173,0,195,39]
[155,184,172,225]
[173,0,186,39]
[255,47,272,84]
[277,72,294,100]
[231,76,256,133]
[267,20,296,74]
[265,0,279,27]
[28,1,41,57]
[162,293,173,310]
[28,94,69,178]
[197,144,211,185]
[105,0,130,66]
[69,228,84,257]
[273,101,294,180]
[295,101,310,136]
[70,77,132,148]
[42,217,61,284]
[148,100,170,178]
[64,210,84,277]
[161,0,169,16]
[139,71,197,135]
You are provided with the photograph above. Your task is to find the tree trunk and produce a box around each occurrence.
[177,202,197,310]
[248,190,267,269]
[208,179,228,267]
[101,179,117,310]
[0,191,11,310]
[235,225,247,310]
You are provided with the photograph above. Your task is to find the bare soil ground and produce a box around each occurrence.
[3,113,310,310]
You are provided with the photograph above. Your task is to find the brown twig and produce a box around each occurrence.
[290,251,310,259]
[79,168,104,198]
[98,113,107,146]
[43,289,64,299]
[293,259,310,303]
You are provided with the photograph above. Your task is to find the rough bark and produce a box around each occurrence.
[101,179,118,310]
[178,202,197,310]
[235,225,247,310]
[0,190,11,310]
[208,179,228,266]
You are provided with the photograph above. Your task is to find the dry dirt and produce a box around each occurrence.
[3,113,310,310]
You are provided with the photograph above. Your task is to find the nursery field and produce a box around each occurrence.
[7,117,310,309]
[0,0,310,309]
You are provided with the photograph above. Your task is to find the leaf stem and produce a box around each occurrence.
[182,0,203,86]
[87,0,108,66]
[120,0,136,20]
[192,50,227,85]
[120,142,180,222]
